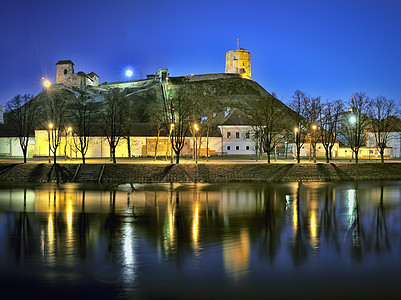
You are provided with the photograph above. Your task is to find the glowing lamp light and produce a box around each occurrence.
[125,69,133,78]
[312,124,317,130]
[294,127,299,133]
[194,123,199,131]
[350,116,357,124]
[67,127,72,133]
[43,79,51,88]
[49,123,53,129]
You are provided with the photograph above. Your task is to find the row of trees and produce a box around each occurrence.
[251,90,400,163]
[5,86,400,164]
[4,83,211,164]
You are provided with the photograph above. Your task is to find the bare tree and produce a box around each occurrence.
[367,96,399,163]
[304,96,321,163]
[70,94,97,164]
[147,101,166,160]
[41,91,68,165]
[289,90,309,163]
[340,92,370,163]
[5,94,38,163]
[251,94,287,163]
[102,89,127,163]
[318,99,343,163]
[164,87,191,164]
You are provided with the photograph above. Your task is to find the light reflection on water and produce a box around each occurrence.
[0,182,401,299]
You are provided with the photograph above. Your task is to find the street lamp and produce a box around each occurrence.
[48,123,53,163]
[125,69,133,81]
[67,127,72,160]
[194,123,199,163]
[312,124,317,163]
[170,123,175,163]
[294,127,299,161]
[43,79,51,89]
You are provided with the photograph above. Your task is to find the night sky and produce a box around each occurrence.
[1,0,401,107]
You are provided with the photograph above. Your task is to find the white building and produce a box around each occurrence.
[218,108,255,155]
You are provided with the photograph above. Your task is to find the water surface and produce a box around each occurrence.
[0,181,401,299]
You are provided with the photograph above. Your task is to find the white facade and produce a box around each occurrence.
[218,125,255,155]
[0,137,35,157]
[366,132,401,158]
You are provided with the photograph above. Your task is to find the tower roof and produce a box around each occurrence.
[56,60,74,65]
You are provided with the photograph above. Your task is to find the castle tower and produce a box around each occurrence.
[225,49,251,80]
[56,60,75,85]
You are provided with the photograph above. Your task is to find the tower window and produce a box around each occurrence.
[227,146,231,151]
[227,132,231,139]
[64,69,68,75]
[236,146,240,150]
[236,132,240,139]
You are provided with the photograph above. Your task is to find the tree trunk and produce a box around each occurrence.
[22,148,27,163]
[53,152,57,165]
[154,132,159,161]
[112,147,116,163]
[127,135,131,158]
[206,128,209,162]
[175,151,180,164]
[192,135,195,161]
[198,137,202,161]
[82,154,86,164]
[355,150,359,163]
[380,150,384,163]
[325,149,329,163]
[313,145,316,163]
[297,147,301,163]
[267,151,271,163]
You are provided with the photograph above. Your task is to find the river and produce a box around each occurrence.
[0,181,400,299]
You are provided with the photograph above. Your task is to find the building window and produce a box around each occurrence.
[236,132,240,139]
[227,146,231,151]
[227,132,231,139]
[236,146,240,150]
[245,131,250,139]
[64,69,68,75]
[246,146,250,150]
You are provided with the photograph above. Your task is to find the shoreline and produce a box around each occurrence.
[1,163,401,184]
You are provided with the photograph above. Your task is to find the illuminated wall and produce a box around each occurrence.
[0,137,35,157]
[32,131,223,158]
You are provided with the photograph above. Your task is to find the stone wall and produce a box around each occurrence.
[185,73,241,82]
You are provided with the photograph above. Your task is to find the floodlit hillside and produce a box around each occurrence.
[30,73,294,125]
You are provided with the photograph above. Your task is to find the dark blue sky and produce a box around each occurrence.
[1,0,400,107]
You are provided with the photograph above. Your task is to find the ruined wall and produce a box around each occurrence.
[186,73,241,82]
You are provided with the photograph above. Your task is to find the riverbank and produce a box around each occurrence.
[1,162,401,184]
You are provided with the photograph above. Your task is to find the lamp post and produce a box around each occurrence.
[294,127,298,161]
[48,123,53,163]
[312,124,317,163]
[170,123,175,163]
[67,127,72,160]
[194,123,199,163]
